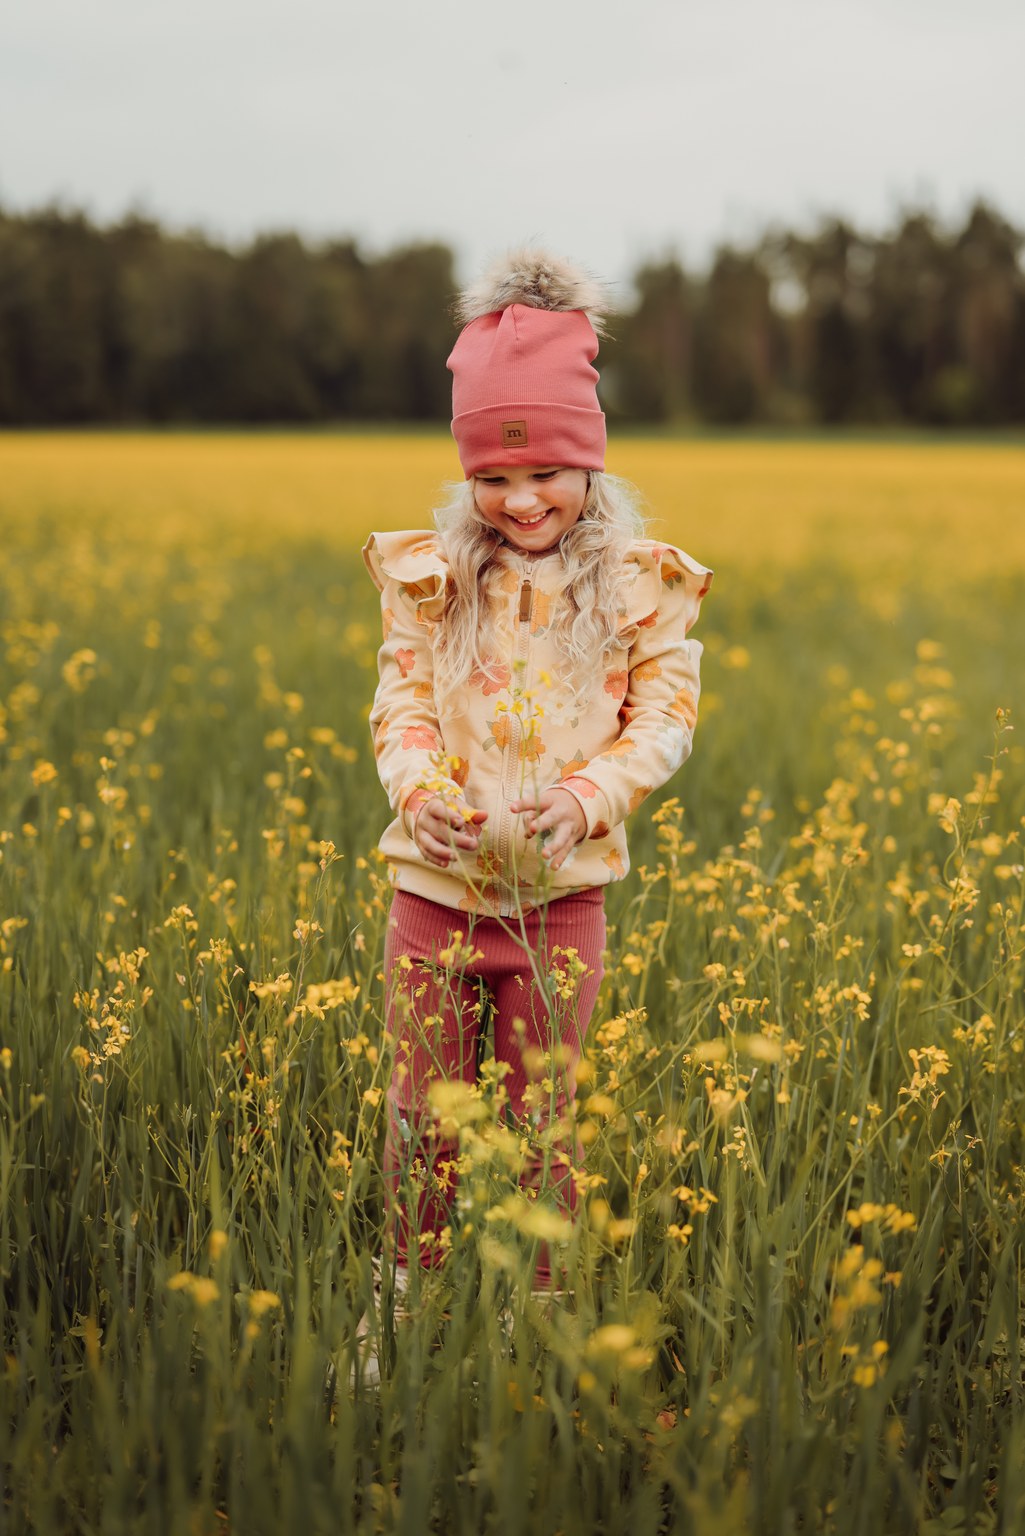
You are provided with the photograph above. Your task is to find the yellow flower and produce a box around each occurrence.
[246,1289,281,1318]
[428,1079,485,1136]
[587,1324,636,1354]
[437,932,485,968]
[167,1271,219,1306]
[303,977,360,1012]
[485,1193,570,1243]
[249,973,292,999]
[937,797,962,834]
[739,1033,783,1063]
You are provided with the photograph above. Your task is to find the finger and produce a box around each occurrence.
[548,814,584,862]
[541,826,570,863]
[427,821,478,852]
[426,808,463,837]
[547,835,576,871]
[444,810,482,842]
[509,804,536,835]
[419,831,455,865]
[440,805,486,834]
[509,796,542,816]
[536,805,577,839]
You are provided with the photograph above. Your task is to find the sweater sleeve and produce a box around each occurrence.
[556,543,712,838]
[363,533,463,836]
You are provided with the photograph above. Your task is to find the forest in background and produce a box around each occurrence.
[0,198,1022,427]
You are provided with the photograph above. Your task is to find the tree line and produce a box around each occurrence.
[1,200,1022,427]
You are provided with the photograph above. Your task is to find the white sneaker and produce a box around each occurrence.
[327,1258,409,1395]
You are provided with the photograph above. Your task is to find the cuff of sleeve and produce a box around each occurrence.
[557,777,613,839]
[400,786,434,838]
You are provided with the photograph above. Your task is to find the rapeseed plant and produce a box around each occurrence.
[0,434,1023,1533]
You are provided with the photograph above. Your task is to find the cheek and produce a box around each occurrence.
[478,501,506,528]
[562,477,588,519]
[474,485,504,514]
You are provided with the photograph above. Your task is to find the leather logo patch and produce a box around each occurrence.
[501,420,528,448]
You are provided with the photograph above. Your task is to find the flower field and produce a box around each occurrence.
[1,432,1024,1534]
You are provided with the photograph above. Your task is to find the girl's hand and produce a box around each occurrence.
[510,787,587,873]
[412,795,487,868]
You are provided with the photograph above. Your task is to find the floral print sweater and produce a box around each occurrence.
[363,530,712,916]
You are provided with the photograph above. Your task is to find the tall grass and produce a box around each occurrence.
[1,435,1023,1533]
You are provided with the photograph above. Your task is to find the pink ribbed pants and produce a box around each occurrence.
[381,888,606,1281]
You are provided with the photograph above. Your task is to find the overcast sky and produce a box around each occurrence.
[2,0,1022,295]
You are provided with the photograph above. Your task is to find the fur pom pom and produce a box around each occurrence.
[455,247,609,333]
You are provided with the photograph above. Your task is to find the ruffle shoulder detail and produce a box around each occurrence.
[617,539,713,637]
[362,531,450,622]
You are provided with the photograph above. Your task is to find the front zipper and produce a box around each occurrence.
[495,576,533,914]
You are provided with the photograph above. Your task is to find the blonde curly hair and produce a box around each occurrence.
[431,471,645,711]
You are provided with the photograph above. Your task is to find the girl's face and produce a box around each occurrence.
[473,466,588,552]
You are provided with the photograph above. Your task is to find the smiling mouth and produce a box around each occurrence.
[509,509,551,526]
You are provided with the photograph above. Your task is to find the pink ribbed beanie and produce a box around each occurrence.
[447,249,607,478]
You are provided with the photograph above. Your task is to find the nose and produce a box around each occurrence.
[504,482,541,512]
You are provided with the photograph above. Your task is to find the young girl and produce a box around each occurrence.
[364,249,712,1291]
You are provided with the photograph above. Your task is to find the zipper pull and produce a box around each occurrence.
[518,579,533,625]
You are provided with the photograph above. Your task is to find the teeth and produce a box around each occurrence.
[512,511,548,525]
